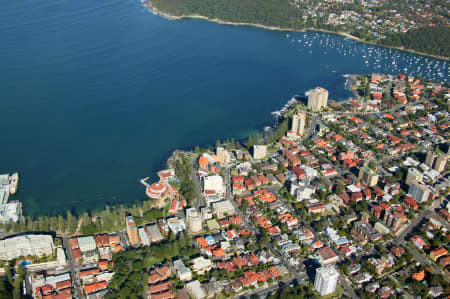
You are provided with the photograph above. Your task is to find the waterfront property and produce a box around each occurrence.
[0,234,54,260]
[1,72,449,298]
[0,173,21,223]
[2,0,448,216]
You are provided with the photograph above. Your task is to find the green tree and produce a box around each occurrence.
[94,217,103,232]
[5,265,13,286]
[119,287,131,298]
[246,242,256,251]
[58,215,66,234]
[80,223,97,235]
[66,211,77,234]
[319,189,327,201]
[143,209,162,223]
[49,216,58,232]
[0,278,10,298]
[25,216,33,231]
[313,221,325,232]
[132,260,143,272]
[12,266,25,299]
[241,199,250,213]
[336,184,345,194]
[258,234,270,249]
[178,232,186,248]
[141,272,149,293]
[169,231,176,242]
[247,135,254,148]
[365,84,371,100]
[230,138,235,149]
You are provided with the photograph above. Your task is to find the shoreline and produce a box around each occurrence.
[2,70,440,231]
[147,2,449,62]
[346,74,361,100]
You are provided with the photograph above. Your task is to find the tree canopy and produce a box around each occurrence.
[378,26,450,58]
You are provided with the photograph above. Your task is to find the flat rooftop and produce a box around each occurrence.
[0,174,9,186]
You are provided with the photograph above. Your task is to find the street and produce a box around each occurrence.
[394,199,442,244]
[223,165,358,298]
[61,237,83,299]
[224,166,305,284]
[235,273,308,299]
[189,155,204,209]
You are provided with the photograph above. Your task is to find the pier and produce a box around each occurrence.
[139,177,150,188]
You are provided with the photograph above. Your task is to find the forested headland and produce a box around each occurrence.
[378,26,450,58]
[150,0,306,30]
[148,0,449,59]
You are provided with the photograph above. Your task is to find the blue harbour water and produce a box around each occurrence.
[0,0,448,216]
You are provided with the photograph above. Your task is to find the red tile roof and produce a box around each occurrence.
[84,283,98,294]
[79,268,99,277]
[403,196,419,209]
[56,280,71,290]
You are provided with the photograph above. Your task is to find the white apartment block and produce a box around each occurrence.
[0,234,54,260]
[314,265,339,296]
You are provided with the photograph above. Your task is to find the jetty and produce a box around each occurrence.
[139,177,151,188]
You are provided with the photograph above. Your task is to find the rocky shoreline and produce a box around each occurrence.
[146,1,449,61]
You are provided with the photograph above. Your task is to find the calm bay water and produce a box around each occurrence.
[0,0,448,216]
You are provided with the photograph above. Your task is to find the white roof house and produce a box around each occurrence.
[0,202,20,223]
[186,280,206,299]
[77,236,96,253]
[191,256,213,275]
[173,259,192,282]
[146,224,164,243]
[138,227,150,246]
[212,200,235,219]
[45,273,71,286]
[203,175,225,194]
[167,217,186,234]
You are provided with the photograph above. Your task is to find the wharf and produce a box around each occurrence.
[139,177,150,188]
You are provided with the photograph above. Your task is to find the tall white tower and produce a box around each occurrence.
[314,266,339,296]
[291,110,306,136]
[308,87,329,111]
